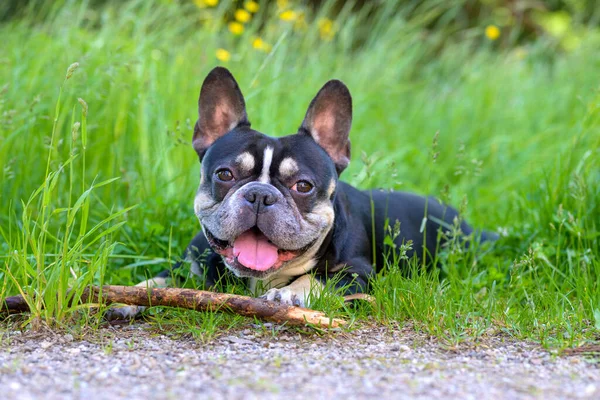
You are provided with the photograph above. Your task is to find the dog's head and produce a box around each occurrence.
[192,67,352,279]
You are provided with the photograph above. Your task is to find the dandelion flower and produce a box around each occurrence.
[252,37,272,52]
[228,21,244,35]
[235,9,251,23]
[194,0,218,7]
[244,1,259,13]
[318,18,335,41]
[252,37,264,49]
[279,10,297,21]
[216,48,231,62]
[485,25,500,41]
[277,0,288,10]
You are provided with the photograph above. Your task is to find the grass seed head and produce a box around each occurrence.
[78,98,88,117]
[65,62,79,80]
[72,122,80,142]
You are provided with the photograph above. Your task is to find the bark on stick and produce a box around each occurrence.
[1,285,346,328]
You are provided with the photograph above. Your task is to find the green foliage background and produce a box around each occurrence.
[0,0,599,344]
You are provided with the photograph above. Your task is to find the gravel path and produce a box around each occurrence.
[1,323,598,400]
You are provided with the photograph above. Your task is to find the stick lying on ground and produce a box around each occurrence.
[1,285,346,328]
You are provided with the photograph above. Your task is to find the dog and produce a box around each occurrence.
[109,67,496,319]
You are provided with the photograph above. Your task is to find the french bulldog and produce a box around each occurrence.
[116,66,496,317]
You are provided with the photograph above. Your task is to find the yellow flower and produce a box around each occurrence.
[276,0,288,10]
[215,48,231,62]
[485,25,500,41]
[252,37,272,52]
[252,37,264,49]
[193,0,218,7]
[318,18,335,40]
[279,10,297,22]
[228,21,244,35]
[244,1,259,13]
[235,9,251,23]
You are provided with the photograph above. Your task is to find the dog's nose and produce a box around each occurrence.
[243,185,278,213]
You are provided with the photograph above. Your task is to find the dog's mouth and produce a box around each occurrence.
[204,227,305,273]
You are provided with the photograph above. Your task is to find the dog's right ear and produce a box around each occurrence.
[193,67,250,159]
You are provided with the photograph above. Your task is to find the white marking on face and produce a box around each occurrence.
[307,202,335,226]
[199,163,208,185]
[259,146,274,183]
[327,179,336,198]
[194,189,216,216]
[278,157,299,178]
[236,152,255,173]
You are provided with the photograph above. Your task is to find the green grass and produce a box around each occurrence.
[1,0,599,347]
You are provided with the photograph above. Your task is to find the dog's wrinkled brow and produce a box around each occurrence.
[235,152,255,173]
[278,157,299,179]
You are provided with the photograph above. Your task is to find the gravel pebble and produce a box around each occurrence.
[1,325,598,399]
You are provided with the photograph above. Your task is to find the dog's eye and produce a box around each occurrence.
[215,169,234,182]
[292,180,313,193]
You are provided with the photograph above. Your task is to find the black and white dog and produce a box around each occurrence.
[117,67,495,317]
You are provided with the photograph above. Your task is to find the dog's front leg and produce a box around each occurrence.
[261,275,323,307]
[103,277,170,320]
[261,257,374,307]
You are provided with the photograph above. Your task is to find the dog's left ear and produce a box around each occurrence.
[193,67,250,159]
[300,80,352,173]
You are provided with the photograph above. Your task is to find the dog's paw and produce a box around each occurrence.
[261,288,305,307]
[103,305,146,321]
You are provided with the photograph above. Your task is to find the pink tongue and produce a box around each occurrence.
[233,230,279,271]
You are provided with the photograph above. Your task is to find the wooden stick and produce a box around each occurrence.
[1,285,346,328]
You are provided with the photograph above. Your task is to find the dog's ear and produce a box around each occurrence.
[193,67,250,159]
[300,80,352,173]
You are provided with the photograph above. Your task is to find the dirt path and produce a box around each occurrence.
[1,324,598,399]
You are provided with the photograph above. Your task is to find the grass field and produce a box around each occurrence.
[1,0,599,347]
